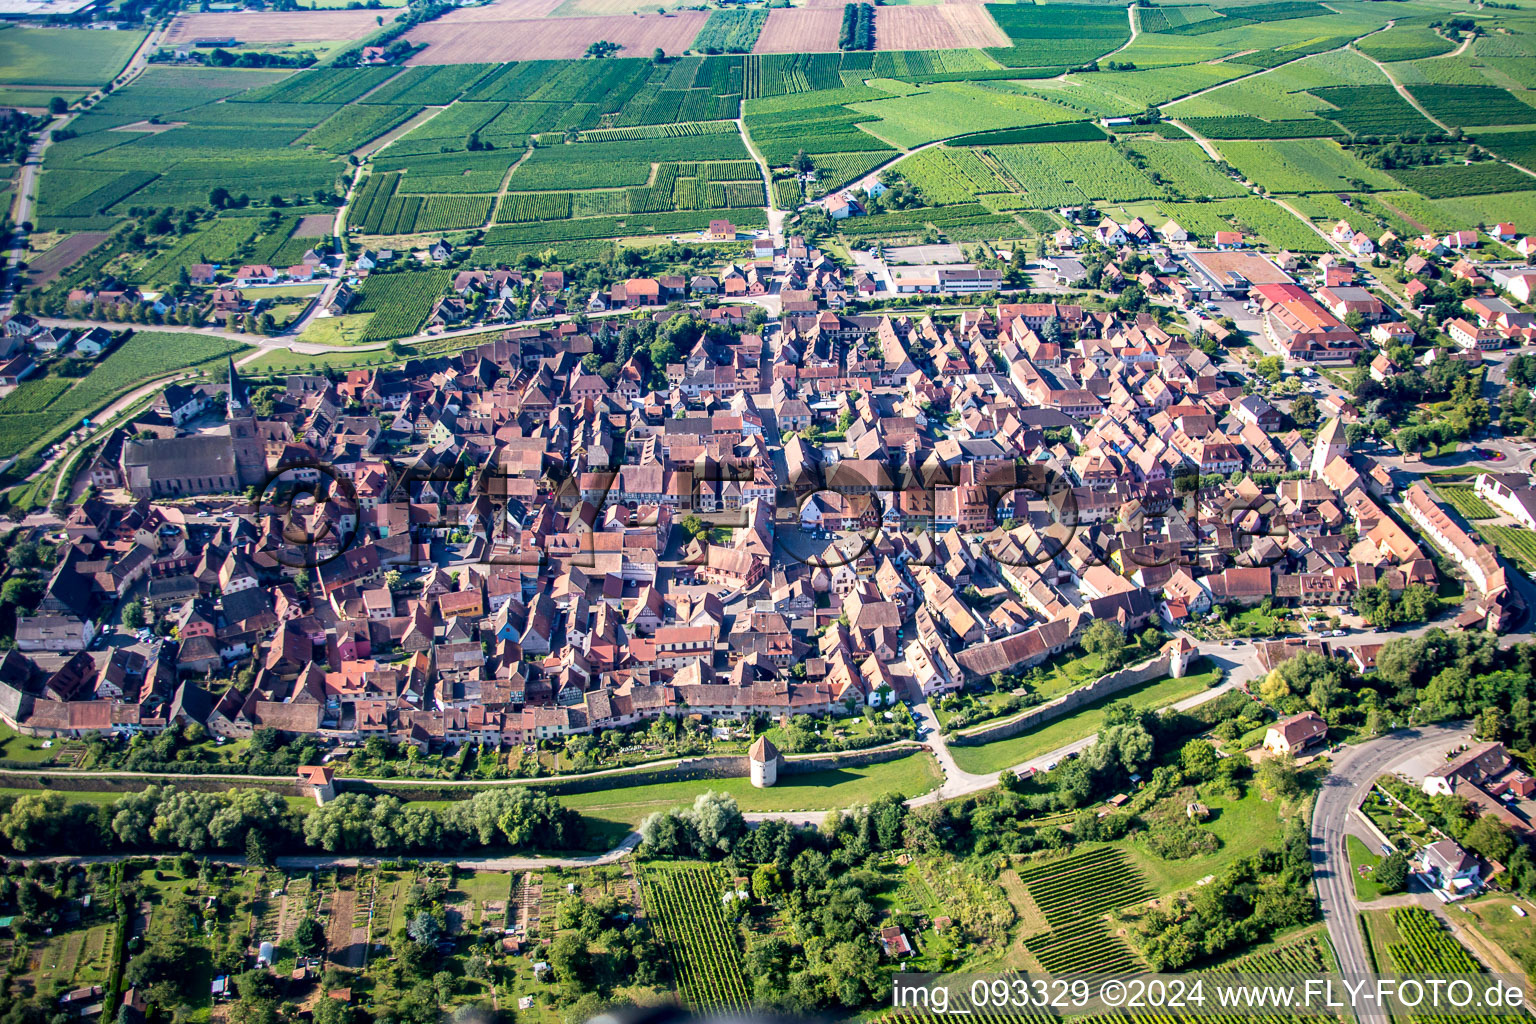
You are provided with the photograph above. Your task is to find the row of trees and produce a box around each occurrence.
[0,784,584,859]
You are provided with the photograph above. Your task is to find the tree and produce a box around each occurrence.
[407,911,441,948]
[121,599,146,631]
[1463,814,1515,864]
[678,513,709,539]
[1291,394,1319,426]
[1375,851,1409,893]
[48,96,67,114]
[1180,739,1219,782]
[652,46,666,63]
[293,917,325,956]
[1082,618,1127,669]
[1257,753,1300,799]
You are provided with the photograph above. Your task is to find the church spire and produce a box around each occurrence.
[227,355,249,413]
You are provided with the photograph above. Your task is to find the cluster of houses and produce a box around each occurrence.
[0,317,115,383]
[1,200,1534,788]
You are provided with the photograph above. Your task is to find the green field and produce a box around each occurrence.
[949,665,1222,775]
[1355,23,1455,63]
[1346,834,1389,902]
[0,26,145,88]
[550,751,943,833]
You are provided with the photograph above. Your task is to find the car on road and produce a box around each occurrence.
[1044,760,1058,771]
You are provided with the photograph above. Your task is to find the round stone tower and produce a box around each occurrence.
[748,734,780,788]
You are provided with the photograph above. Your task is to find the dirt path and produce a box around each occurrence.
[483,142,535,230]
[1349,32,1451,133]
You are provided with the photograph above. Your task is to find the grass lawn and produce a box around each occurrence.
[1458,896,1536,987]
[949,664,1221,775]
[1346,834,1388,902]
[550,751,943,834]
[297,313,376,347]
[243,346,402,375]
[0,723,66,763]
[1117,782,1288,893]
[0,787,121,805]
[1359,907,1403,973]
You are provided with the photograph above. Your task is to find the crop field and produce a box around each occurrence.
[163,10,387,44]
[1407,84,1536,128]
[983,3,1130,68]
[1354,22,1455,63]
[1025,917,1143,973]
[753,8,845,54]
[848,81,1082,148]
[951,121,1106,145]
[1012,848,1151,973]
[1015,848,1153,926]
[872,6,1009,51]
[896,146,1013,204]
[642,866,752,1012]
[1480,129,1536,171]
[987,141,1166,204]
[363,63,497,106]
[1308,84,1439,136]
[406,12,709,62]
[1215,138,1400,193]
[353,270,454,341]
[836,202,1023,244]
[1384,906,1488,977]
[235,66,401,105]
[0,26,145,88]
[692,10,768,54]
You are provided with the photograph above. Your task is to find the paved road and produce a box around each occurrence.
[1311,721,1472,1018]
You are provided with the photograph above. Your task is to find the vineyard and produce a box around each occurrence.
[352,270,453,342]
[642,866,752,1012]
[301,104,422,155]
[1014,848,1153,926]
[1431,483,1497,520]
[1024,917,1142,973]
[1308,85,1439,137]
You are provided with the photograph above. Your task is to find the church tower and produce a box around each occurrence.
[226,356,265,486]
[1310,416,1347,480]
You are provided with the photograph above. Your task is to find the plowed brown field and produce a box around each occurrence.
[873,5,1008,50]
[752,7,843,53]
[406,10,707,61]
[164,10,384,43]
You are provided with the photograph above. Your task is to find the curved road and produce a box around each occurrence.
[1311,720,1472,1017]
